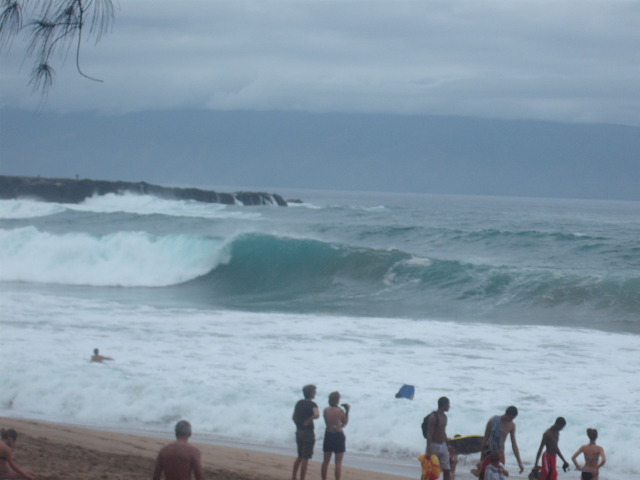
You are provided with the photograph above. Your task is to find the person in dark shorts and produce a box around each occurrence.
[321,391,350,480]
[292,384,319,480]
[571,428,606,480]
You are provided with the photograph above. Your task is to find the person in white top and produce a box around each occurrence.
[484,452,509,480]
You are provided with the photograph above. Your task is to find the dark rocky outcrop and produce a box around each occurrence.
[0,175,288,206]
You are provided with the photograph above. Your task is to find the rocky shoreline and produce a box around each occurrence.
[0,175,288,206]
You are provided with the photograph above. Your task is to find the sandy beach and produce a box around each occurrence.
[1,417,420,480]
[0,416,534,480]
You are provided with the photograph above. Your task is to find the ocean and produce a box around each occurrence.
[1,189,638,479]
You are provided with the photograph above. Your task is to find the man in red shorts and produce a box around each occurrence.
[534,417,570,480]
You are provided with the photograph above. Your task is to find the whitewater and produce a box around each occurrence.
[1,190,639,479]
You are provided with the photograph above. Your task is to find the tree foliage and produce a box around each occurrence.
[0,0,114,93]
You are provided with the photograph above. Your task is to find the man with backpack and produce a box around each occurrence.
[423,396,452,480]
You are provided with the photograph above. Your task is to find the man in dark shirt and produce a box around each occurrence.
[291,384,320,480]
[534,417,569,480]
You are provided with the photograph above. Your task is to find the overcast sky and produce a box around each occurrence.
[2,0,640,126]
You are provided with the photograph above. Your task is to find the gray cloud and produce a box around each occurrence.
[2,0,639,125]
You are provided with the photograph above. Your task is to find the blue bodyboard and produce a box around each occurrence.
[396,384,415,399]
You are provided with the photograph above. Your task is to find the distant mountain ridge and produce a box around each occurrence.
[1,109,639,201]
[0,175,288,206]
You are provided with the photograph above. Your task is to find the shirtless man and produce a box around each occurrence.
[534,417,569,480]
[152,420,204,480]
[0,429,36,480]
[476,406,524,478]
[425,396,451,480]
[90,348,114,363]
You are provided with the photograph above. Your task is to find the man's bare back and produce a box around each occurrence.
[153,421,204,480]
[153,441,203,480]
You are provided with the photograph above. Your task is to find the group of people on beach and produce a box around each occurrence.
[422,396,606,480]
[291,384,350,480]
[0,372,606,480]
[286,389,607,480]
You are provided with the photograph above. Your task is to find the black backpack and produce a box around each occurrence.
[421,411,439,438]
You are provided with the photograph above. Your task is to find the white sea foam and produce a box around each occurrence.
[384,256,433,285]
[73,193,264,220]
[0,199,66,219]
[0,195,264,220]
[401,256,433,267]
[0,291,637,480]
[287,201,322,209]
[0,227,225,286]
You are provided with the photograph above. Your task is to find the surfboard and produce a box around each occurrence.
[448,435,483,454]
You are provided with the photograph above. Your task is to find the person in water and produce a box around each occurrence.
[534,417,570,480]
[0,429,36,480]
[90,348,114,363]
[571,428,606,480]
[321,391,350,480]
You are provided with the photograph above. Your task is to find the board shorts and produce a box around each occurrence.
[323,431,346,454]
[540,451,557,480]
[295,429,315,459]
[429,442,451,470]
[581,471,594,480]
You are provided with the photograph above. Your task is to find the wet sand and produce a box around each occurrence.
[1,417,527,479]
[1,417,412,480]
